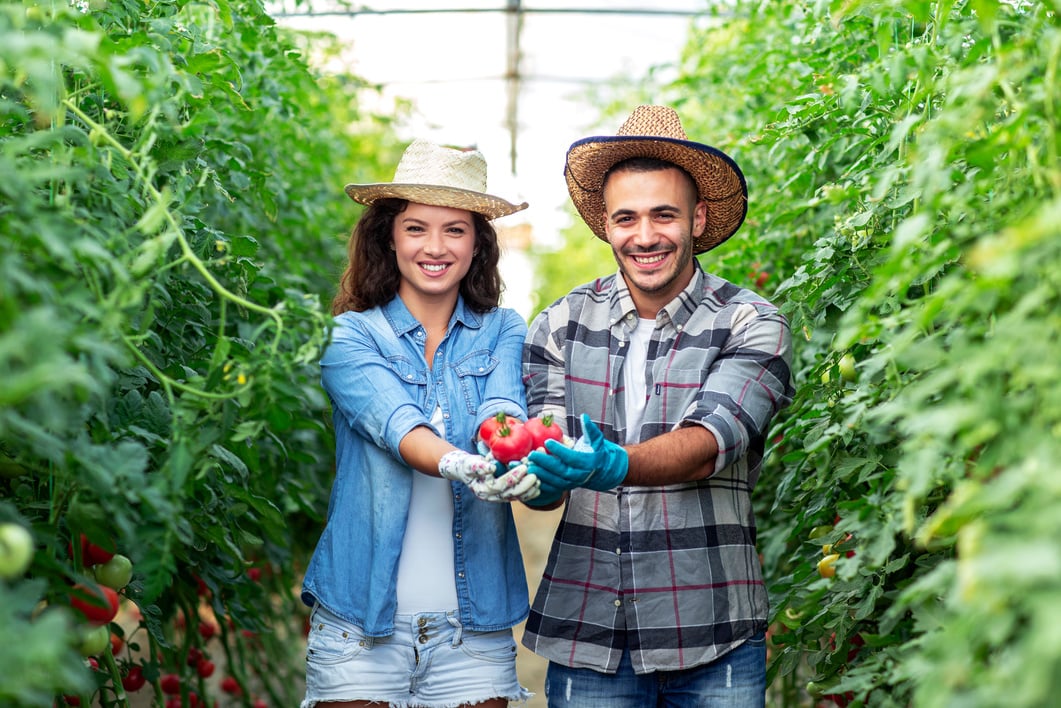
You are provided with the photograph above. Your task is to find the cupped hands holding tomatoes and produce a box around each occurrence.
[478,413,570,468]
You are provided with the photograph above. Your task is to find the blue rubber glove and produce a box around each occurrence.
[527,414,629,492]
[522,473,568,507]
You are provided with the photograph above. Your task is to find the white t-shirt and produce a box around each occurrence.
[624,318,654,445]
[395,407,459,613]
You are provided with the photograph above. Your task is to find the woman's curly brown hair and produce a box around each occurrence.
[331,198,504,315]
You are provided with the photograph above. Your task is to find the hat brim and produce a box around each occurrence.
[564,135,747,254]
[344,182,528,221]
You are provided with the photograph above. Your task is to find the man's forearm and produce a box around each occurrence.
[623,424,719,486]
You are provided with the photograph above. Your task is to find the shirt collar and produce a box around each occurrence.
[608,260,705,330]
[382,294,481,336]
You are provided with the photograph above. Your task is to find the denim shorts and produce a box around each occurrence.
[544,632,767,708]
[301,603,531,708]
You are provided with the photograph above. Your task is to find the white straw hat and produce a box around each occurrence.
[345,139,528,220]
[565,105,747,254]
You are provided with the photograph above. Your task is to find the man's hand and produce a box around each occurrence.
[527,414,628,493]
[439,450,541,503]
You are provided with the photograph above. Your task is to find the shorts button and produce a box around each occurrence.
[418,634,429,644]
[342,631,348,638]
[417,617,428,627]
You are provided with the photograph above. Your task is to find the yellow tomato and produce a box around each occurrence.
[818,553,840,579]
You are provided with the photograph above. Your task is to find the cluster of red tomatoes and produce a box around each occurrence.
[478,413,564,465]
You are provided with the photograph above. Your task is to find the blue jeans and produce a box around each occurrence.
[544,633,766,708]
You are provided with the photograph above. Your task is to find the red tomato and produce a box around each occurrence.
[198,621,217,640]
[68,533,115,566]
[220,676,241,695]
[478,412,519,446]
[186,646,203,666]
[524,415,563,451]
[160,673,180,695]
[197,658,215,678]
[488,422,534,465]
[122,665,146,692]
[70,583,120,626]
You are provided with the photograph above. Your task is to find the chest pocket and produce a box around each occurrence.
[386,355,428,397]
[453,351,499,415]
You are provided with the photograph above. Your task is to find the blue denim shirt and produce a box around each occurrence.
[300,295,530,637]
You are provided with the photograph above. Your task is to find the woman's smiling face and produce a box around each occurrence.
[392,201,477,306]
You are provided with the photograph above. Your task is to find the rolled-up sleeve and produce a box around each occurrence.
[692,304,794,475]
[476,308,529,430]
[320,315,431,458]
[522,301,572,435]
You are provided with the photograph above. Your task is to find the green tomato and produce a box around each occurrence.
[0,523,34,580]
[808,524,834,540]
[78,624,110,657]
[93,554,133,590]
[838,353,858,382]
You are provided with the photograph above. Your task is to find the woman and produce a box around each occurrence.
[300,139,538,708]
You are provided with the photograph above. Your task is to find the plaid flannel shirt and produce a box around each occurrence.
[521,262,794,674]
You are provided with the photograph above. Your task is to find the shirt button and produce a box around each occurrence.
[676,324,683,331]
[406,374,413,380]
[618,341,625,347]
[478,367,484,372]
[616,548,621,555]
[614,599,621,607]
[455,532,462,539]
[458,571,465,579]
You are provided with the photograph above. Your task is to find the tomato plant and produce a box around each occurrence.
[0,0,406,702]
[530,2,1061,706]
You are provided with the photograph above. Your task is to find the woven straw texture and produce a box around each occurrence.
[564,105,747,253]
[345,139,528,220]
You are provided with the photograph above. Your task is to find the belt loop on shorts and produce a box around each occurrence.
[447,612,463,647]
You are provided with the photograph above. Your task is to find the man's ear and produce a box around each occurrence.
[693,200,708,238]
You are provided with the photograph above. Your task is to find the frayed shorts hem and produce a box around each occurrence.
[301,689,534,708]
[302,604,531,708]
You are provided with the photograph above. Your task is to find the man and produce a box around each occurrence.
[521,105,794,707]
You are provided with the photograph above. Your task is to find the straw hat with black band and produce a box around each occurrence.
[564,105,748,255]
[345,139,528,221]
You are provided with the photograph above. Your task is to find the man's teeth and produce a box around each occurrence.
[633,253,666,264]
[422,264,447,272]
